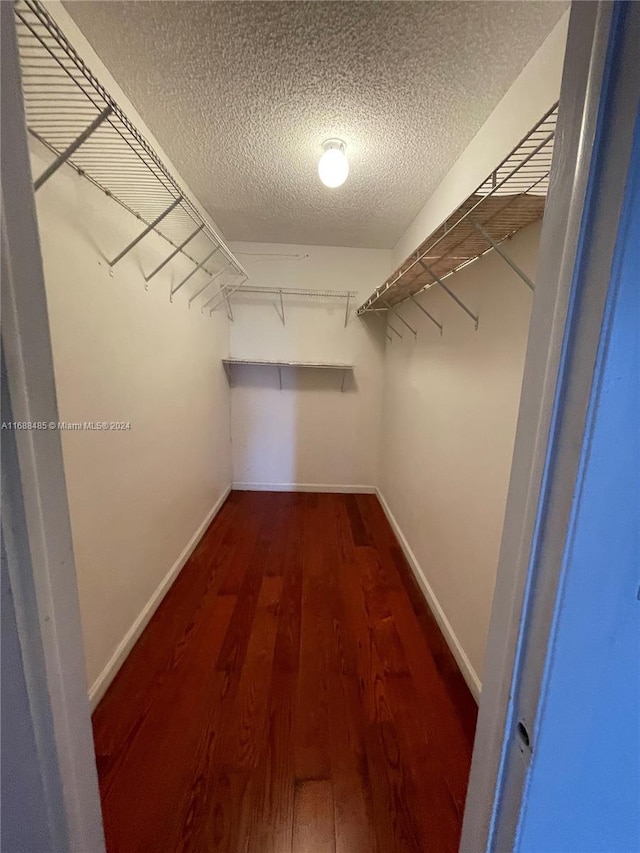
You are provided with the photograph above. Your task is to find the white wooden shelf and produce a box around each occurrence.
[222,359,354,391]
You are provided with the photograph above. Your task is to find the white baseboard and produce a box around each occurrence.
[232,482,376,494]
[88,485,232,710]
[375,488,482,701]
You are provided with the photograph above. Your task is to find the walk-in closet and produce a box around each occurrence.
[4,1,639,851]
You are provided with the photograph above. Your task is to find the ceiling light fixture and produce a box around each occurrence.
[318,139,349,188]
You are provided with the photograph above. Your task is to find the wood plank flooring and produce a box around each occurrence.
[92,491,478,853]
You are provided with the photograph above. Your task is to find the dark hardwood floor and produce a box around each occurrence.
[92,491,477,853]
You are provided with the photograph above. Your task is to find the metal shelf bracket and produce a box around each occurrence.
[144,224,204,285]
[33,105,113,191]
[344,293,351,328]
[387,320,403,339]
[170,247,219,301]
[410,295,443,335]
[469,218,535,291]
[194,264,230,316]
[386,302,417,339]
[188,269,226,308]
[109,195,183,268]
[419,260,479,330]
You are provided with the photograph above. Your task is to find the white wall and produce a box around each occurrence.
[373,11,568,700]
[378,222,540,695]
[228,242,390,490]
[31,140,233,703]
[26,3,239,707]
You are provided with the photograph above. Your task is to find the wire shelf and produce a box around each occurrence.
[210,285,358,326]
[222,359,354,392]
[357,105,557,315]
[14,0,247,305]
[225,286,356,300]
[222,358,354,369]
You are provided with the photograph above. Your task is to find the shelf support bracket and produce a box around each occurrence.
[189,275,221,308]
[211,275,247,313]
[34,106,113,191]
[109,195,183,268]
[341,369,347,392]
[386,303,417,339]
[277,366,283,390]
[469,218,535,291]
[144,224,204,284]
[170,246,219,300]
[372,311,393,342]
[224,292,234,323]
[387,320,403,339]
[198,267,233,311]
[344,293,351,328]
[278,289,286,326]
[410,295,443,335]
[419,260,479,329]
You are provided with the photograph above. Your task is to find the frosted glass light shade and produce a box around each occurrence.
[318,140,349,188]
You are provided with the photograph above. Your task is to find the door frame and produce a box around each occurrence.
[461,1,640,849]
[1,3,105,850]
[2,1,637,851]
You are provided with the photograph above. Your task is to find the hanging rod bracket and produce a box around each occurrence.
[33,106,113,191]
[469,218,535,291]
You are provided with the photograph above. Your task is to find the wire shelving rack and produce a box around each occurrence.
[211,285,357,326]
[14,0,247,309]
[357,105,558,329]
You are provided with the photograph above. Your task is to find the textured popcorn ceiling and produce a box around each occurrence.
[63,1,566,249]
